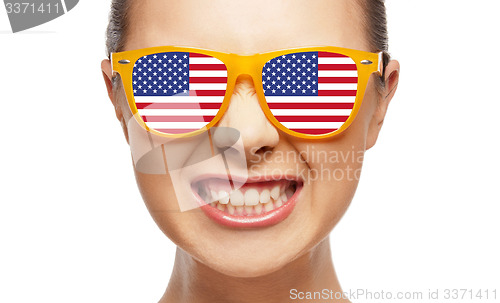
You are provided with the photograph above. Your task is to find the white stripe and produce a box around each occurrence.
[189,83,227,90]
[146,122,210,129]
[317,83,358,90]
[271,109,352,116]
[318,58,356,65]
[281,122,345,129]
[138,109,219,116]
[189,57,225,65]
[318,71,358,77]
[266,96,356,103]
[61,0,68,13]
[189,70,228,77]
[135,96,224,103]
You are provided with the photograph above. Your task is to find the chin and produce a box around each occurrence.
[194,242,302,278]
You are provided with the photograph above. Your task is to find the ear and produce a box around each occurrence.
[366,59,400,150]
[101,59,130,143]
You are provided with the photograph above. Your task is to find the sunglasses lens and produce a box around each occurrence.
[262,51,358,136]
[132,52,227,135]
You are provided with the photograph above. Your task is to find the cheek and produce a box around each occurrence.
[305,137,365,226]
[291,85,377,229]
[133,170,194,245]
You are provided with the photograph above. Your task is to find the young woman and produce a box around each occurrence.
[101,0,399,302]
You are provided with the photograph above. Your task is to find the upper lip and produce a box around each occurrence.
[191,174,304,186]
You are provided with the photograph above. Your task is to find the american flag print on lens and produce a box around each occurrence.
[262,52,358,135]
[132,52,227,134]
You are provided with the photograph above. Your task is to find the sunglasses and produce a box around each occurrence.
[111,46,383,139]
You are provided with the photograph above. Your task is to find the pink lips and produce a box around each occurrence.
[192,176,303,228]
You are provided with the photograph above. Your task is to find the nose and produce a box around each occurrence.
[212,75,279,163]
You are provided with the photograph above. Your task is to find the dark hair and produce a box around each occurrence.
[105,0,132,60]
[358,0,391,81]
[105,0,390,84]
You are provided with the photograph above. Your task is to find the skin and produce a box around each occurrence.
[101,0,400,302]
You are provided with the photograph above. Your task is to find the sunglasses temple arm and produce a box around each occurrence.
[378,52,384,75]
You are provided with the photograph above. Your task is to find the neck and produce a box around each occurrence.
[159,237,348,303]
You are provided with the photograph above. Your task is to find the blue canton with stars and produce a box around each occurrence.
[132,52,190,96]
[262,52,319,96]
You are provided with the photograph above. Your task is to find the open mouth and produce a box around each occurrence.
[192,177,303,228]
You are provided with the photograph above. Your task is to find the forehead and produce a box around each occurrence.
[125,0,369,54]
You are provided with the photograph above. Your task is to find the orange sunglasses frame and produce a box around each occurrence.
[111,46,383,139]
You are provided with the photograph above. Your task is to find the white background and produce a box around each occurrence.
[0,1,499,302]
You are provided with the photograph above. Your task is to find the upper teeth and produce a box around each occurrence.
[206,184,290,207]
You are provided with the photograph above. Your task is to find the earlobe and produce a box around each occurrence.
[365,60,400,150]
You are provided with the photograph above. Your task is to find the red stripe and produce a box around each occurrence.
[191,90,226,96]
[268,103,354,109]
[136,103,222,109]
[189,77,228,83]
[189,53,211,58]
[318,64,357,71]
[318,52,347,58]
[142,116,215,122]
[154,128,200,134]
[290,128,339,135]
[318,77,358,84]
[275,116,349,123]
[318,90,357,97]
[189,64,227,71]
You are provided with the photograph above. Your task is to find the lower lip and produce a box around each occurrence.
[195,186,302,228]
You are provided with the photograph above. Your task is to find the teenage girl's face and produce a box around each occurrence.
[114,0,394,277]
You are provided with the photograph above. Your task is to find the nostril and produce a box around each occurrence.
[251,146,274,156]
